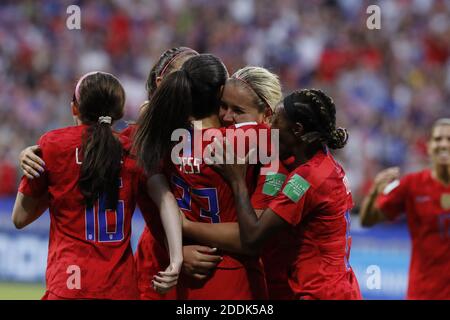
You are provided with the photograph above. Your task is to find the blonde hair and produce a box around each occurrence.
[433,118,450,128]
[230,66,282,112]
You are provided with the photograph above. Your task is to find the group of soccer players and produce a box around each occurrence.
[12,45,449,300]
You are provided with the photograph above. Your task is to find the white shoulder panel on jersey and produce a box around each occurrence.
[234,121,258,128]
[383,179,400,195]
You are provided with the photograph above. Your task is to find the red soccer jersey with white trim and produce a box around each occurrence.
[268,149,361,300]
[165,123,271,268]
[19,125,140,299]
[164,122,273,299]
[376,169,450,300]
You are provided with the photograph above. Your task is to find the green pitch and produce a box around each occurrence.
[0,282,45,300]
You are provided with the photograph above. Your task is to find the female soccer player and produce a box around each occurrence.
[134,54,271,300]
[219,66,280,127]
[129,47,203,300]
[12,71,182,299]
[207,89,362,300]
[360,118,450,300]
[181,66,296,299]
[18,47,205,300]
[19,64,289,299]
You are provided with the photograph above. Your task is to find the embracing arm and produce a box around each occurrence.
[146,174,183,266]
[228,178,288,252]
[182,217,260,256]
[12,192,49,229]
[145,174,183,293]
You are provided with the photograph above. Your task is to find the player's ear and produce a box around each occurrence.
[155,76,163,88]
[71,101,80,117]
[218,85,225,99]
[263,106,273,124]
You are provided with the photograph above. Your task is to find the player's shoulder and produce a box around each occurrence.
[38,125,84,147]
[289,150,341,189]
[410,169,431,179]
[401,169,431,185]
[120,123,137,139]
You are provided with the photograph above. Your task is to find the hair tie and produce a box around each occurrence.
[98,116,112,125]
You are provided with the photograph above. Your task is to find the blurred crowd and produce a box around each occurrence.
[0,0,449,205]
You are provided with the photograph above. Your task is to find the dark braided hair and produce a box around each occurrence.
[145,47,199,99]
[283,89,348,149]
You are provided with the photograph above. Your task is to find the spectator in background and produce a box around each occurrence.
[0,153,16,196]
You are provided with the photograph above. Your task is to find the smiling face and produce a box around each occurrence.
[428,124,450,167]
[219,80,267,127]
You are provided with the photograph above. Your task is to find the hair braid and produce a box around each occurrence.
[283,89,348,149]
[145,47,198,99]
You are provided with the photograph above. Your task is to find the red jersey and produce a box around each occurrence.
[167,122,271,267]
[376,169,450,300]
[19,125,140,299]
[269,149,361,300]
[166,122,272,299]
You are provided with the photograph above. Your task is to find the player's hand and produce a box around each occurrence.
[152,262,181,295]
[182,245,222,281]
[205,137,255,184]
[373,167,400,194]
[19,145,45,179]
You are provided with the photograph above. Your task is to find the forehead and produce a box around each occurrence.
[431,124,450,138]
[222,80,257,108]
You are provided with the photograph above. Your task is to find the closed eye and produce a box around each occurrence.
[231,106,245,115]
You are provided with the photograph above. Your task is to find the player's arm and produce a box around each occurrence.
[182,210,264,256]
[360,167,400,227]
[228,177,289,252]
[205,138,289,252]
[146,174,183,293]
[12,192,49,229]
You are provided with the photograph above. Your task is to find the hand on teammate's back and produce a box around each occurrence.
[19,145,44,179]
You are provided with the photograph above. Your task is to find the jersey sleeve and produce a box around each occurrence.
[375,176,409,220]
[251,162,288,209]
[18,135,49,198]
[268,171,311,226]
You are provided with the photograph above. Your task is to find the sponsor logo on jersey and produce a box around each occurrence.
[282,174,310,203]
